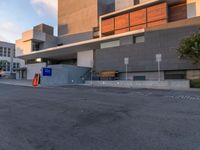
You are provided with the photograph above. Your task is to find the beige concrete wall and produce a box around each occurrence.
[140,0,152,4]
[187,0,200,18]
[22,30,34,42]
[115,0,133,10]
[196,0,200,16]
[26,63,46,80]
[16,39,32,56]
[187,70,200,80]
[22,29,46,42]
[58,0,98,36]
[77,50,93,68]
[16,25,57,56]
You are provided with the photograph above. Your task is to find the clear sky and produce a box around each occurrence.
[0,0,58,43]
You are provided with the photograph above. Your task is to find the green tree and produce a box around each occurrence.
[177,30,200,64]
[0,60,8,70]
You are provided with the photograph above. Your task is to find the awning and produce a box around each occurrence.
[17,29,144,60]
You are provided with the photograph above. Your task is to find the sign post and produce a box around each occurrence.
[124,57,129,81]
[156,54,162,82]
[90,60,94,85]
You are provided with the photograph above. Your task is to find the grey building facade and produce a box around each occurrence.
[95,19,200,80]
[16,0,200,81]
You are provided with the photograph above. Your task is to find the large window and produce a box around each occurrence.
[100,40,120,49]
[134,0,140,5]
[7,48,11,57]
[2,62,6,71]
[6,62,10,72]
[13,49,16,57]
[32,42,40,51]
[134,35,145,43]
[3,48,7,57]
[13,63,20,72]
[0,47,2,56]
[17,63,20,69]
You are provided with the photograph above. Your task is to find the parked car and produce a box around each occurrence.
[0,70,5,78]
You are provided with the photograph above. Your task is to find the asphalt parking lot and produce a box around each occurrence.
[0,84,200,150]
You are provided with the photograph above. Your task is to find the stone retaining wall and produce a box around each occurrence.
[85,80,190,90]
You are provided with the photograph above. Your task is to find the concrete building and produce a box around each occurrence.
[16,24,57,80]
[16,0,200,84]
[0,41,24,77]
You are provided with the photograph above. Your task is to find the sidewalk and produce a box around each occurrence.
[0,79,199,92]
[0,79,32,87]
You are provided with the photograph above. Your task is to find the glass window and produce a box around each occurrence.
[13,49,16,57]
[32,42,40,51]
[100,40,120,49]
[17,63,20,68]
[13,63,16,69]
[2,62,6,71]
[134,35,145,43]
[7,62,10,72]
[134,0,140,5]
[3,48,7,57]
[133,76,146,81]
[7,48,11,57]
[0,47,2,56]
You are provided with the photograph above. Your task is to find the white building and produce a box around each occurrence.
[0,41,25,78]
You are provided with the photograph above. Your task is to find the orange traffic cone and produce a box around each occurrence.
[32,78,38,87]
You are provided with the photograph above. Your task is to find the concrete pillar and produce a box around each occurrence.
[196,0,200,16]
[187,0,196,18]
[77,50,94,68]
[187,0,200,18]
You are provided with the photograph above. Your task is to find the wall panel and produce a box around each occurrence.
[147,19,167,27]
[101,18,115,33]
[130,9,147,26]
[58,0,98,36]
[130,24,146,31]
[147,3,167,22]
[115,14,130,30]
[115,28,129,34]
[168,3,187,22]
[101,2,169,36]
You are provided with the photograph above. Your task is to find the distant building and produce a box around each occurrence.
[16,0,200,82]
[0,41,24,77]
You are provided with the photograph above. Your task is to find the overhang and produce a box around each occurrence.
[18,29,144,60]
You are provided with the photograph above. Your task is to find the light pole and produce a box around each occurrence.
[156,54,162,81]
[90,60,94,85]
[10,48,14,74]
[124,57,129,81]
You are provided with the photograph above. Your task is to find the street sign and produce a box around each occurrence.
[124,57,129,65]
[156,54,162,62]
[43,68,52,76]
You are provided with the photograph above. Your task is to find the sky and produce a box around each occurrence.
[0,0,58,43]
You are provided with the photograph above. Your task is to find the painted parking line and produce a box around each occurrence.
[165,95,200,101]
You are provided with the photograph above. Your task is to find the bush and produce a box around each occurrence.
[177,30,200,64]
[190,80,200,88]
